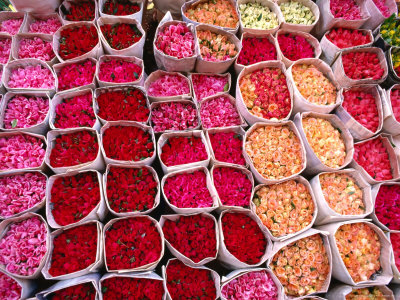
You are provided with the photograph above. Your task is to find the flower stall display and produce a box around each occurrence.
[59,0,97,23]
[14,35,56,64]
[383,85,400,135]
[379,14,400,47]
[145,70,191,101]
[0,36,11,64]
[238,1,281,33]
[190,73,230,103]
[23,14,61,34]
[96,55,143,86]
[373,183,400,231]
[104,216,164,272]
[0,271,25,300]
[0,12,25,35]
[330,0,363,20]
[278,0,319,32]
[100,0,143,21]
[362,0,397,30]
[104,165,160,216]
[54,58,96,92]
[327,284,394,300]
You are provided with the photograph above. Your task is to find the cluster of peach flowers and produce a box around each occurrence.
[184,0,239,29]
[302,117,346,168]
[196,30,237,62]
[345,287,386,300]
[270,234,330,297]
[292,64,337,106]
[335,223,381,283]
[320,173,365,215]
[253,180,314,237]
[245,125,304,180]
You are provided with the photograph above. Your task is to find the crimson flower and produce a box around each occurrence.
[51,283,96,300]
[62,1,95,21]
[161,136,208,167]
[209,132,246,166]
[101,23,142,50]
[58,25,98,60]
[103,0,140,15]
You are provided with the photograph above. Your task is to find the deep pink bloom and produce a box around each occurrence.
[18,37,55,61]
[57,60,96,91]
[278,34,314,61]
[373,0,391,17]
[191,74,229,102]
[326,28,372,49]
[8,65,55,89]
[151,102,198,132]
[375,185,400,230]
[99,59,142,83]
[28,16,61,34]
[237,37,277,66]
[330,0,362,20]
[161,136,208,167]
[209,131,246,166]
[390,89,400,121]
[0,37,11,64]
[0,272,21,300]
[342,51,384,80]
[155,23,195,58]
[200,95,242,128]
[391,233,400,271]
[0,18,23,35]
[147,74,190,97]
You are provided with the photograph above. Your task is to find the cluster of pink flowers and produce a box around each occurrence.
[147,74,190,97]
[151,102,198,132]
[391,89,400,121]
[209,131,246,166]
[57,60,96,91]
[0,172,46,218]
[0,216,47,276]
[342,51,385,80]
[0,272,21,300]
[17,37,55,62]
[237,37,277,66]
[375,185,400,230]
[200,95,242,128]
[28,16,61,34]
[0,37,11,64]
[326,28,372,49]
[191,74,229,102]
[8,65,55,89]
[391,233,400,271]
[373,0,390,17]
[99,59,142,83]
[3,95,49,129]
[0,18,23,35]
[330,0,362,20]
[277,33,314,61]
[155,23,195,59]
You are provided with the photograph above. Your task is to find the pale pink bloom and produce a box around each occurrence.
[8,65,55,89]
[148,74,190,97]
[18,37,55,62]
[155,23,195,58]
[0,37,11,64]
[151,101,198,132]
[0,272,21,300]
[200,95,242,128]
[28,17,61,34]
[0,18,23,35]
[191,74,229,102]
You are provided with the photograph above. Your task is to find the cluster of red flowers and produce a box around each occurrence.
[100,23,142,50]
[209,132,246,166]
[342,51,385,80]
[326,28,371,49]
[58,25,98,60]
[161,136,207,167]
[62,1,95,21]
[103,0,140,15]
[101,277,164,300]
[237,37,277,66]
[51,283,96,300]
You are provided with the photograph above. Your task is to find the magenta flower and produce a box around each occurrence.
[373,0,390,17]
[0,18,23,35]
[237,37,277,66]
[200,95,242,129]
[17,37,55,62]
[8,65,55,89]
[278,33,314,61]
[390,89,400,121]
[330,0,362,20]
[375,185,400,230]
[57,59,96,91]
[28,16,62,34]
[151,102,198,133]
[148,74,190,97]
[0,37,11,64]
[155,23,195,59]
[0,272,21,300]
[209,131,246,166]
[99,58,142,83]
[391,233,400,272]
[191,74,229,102]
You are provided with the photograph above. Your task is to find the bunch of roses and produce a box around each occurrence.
[391,89,400,121]
[49,223,98,276]
[96,89,149,122]
[148,74,190,97]
[373,0,391,17]
[191,74,229,102]
[161,135,208,167]
[164,170,213,208]
[278,34,314,61]
[151,102,198,133]
[342,51,385,80]
[17,37,55,61]
[354,136,393,181]
[0,272,21,300]
[346,287,386,299]
[3,95,48,129]
[320,173,365,215]
[62,1,96,21]
[197,30,237,62]
[155,23,195,59]
[8,65,55,89]
[102,125,154,161]
[102,276,164,300]
[391,233,400,271]
[326,28,372,49]
[221,270,279,300]
[330,0,362,20]
[163,214,217,262]
[280,1,315,24]
[57,59,96,91]
[99,59,142,83]
[239,67,291,120]
[103,0,140,15]
[342,89,379,132]
[58,25,98,60]
[0,216,47,276]
[50,172,100,226]
[100,23,142,50]
[200,95,242,128]
[166,259,217,300]
[185,0,239,29]
[0,37,11,64]
[253,180,314,237]
[302,117,346,168]
[237,37,277,66]
[0,172,46,218]
[51,283,96,300]
[245,125,304,180]
[0,18,23,35]
[28,16,61,34]
[209,132,246,166]
[54,92,96,128]
[105,217,162,270]
[49,130,99,168]
[213,167,252,207]
[106,166,158,213]
[335,223,381,282]
[0,134,45,171]
[375,185,400,230]
[292,64,337,105]
[239,3,278,29]
[270,234,330,296]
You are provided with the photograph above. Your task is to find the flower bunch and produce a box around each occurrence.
[106,166,158,213]
[330,0,362,20]
[213,167,252,207]
[63,1,95,21]
[29,16,61,34]
[245,125,303,180]
[278,34,314,61]
[105,217,162,270]
[102,125,154,161]
[253,180,314,237]
[166,259,217,299]
[96,89,149,122]
[335,223,381,282]
[292,64,337,105]
[51,283,96,300]
[50,172,100,226]
[99,58,142,83]
[8,65,55,89]
[163,214,217,262]
[391,49,400,76]
[161,135,208,167]
[320,173,365,215]
[239,68,291,120]
[280,2,315,24]
[375,185,400,230]
[391,89,400,121]
[0,18,23,35]
[103,0,140,15]
[0,37,11,64]
[185,0,239,29]
[102,277,164,300]
[372,0,390,17]
[391,233,400,271]
[346,287,386,299]
[100,23,142,50]
[270,234,330,296]
[58,25,98,60]
[197,30,237,62]
[342,51,384,80]
[164,170,213,208]
[0,216,47,276]
[0,134,45,171]
[151,102,198,133]
[155,23,195,59]
[302,117,346,168]
[49,223,98,276]
[49,130,98,168]
[18,37,55,61]
[209,132,246,166]
[148,74,190,97]
[0,272,21,300]
[239,3,278,29]
[380,15,400,46]
[354,136,393,181]
[191,74,229,102]
[325,28,372,49]
[57,59,96,91]
[237,37,277,66]
[3,95,48,129]
[0,172,46,218]
[54,92,96,128]
[200,95,242,128]
[221,270,278,300]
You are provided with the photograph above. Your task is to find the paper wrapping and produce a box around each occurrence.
[188,72,231,104]
[327,284,394,299]
[58,0,99,25]
[385,47,400,87]
[362,0,397,30]
[98,0,144,23]
[0,12,26,36]
[20,13,62,34]
[10,0,60,15]
[0,34,11,64]
[276,0,320,33]
[383,84,400,135]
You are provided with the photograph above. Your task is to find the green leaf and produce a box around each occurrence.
[133,72,138,79]
[223,83,229,92]
[291,201,296,209]
[111,73,115,80]
[102,287,108,293]
[11,119,17,128]
[257,13,262,21]
[137,168,143,177]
